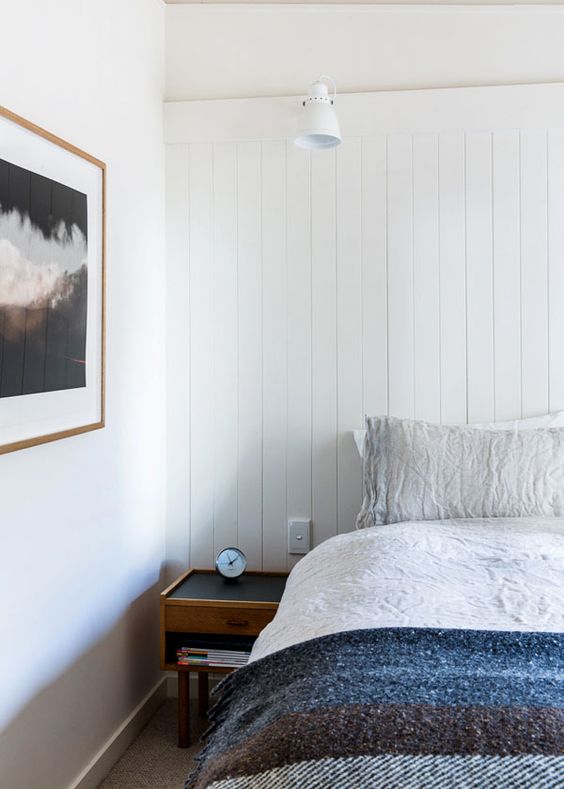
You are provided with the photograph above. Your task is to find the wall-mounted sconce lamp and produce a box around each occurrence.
[294,76,342,150]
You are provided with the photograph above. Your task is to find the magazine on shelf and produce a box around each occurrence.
[176,646,251,667]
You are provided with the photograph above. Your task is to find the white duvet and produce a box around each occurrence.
[250,518,564,663]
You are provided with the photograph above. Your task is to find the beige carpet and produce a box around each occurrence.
[98,699,206,789]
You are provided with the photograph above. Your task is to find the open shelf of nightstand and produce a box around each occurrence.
[165,631,256,668]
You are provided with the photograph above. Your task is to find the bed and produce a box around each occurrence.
[187,416,564,789]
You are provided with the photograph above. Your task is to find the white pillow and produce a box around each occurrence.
[356,415,564,527]
[353,411,564,459]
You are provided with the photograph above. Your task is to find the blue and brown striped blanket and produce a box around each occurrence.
[187,627,564,788]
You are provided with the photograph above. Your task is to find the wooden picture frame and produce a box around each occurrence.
[0,106,105,454]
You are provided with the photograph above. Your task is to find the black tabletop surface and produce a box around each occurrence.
[170,572,287,603]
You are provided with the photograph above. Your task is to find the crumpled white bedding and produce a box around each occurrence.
[250,517,564,663]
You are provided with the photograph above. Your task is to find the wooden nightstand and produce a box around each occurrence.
[160,568,288,746]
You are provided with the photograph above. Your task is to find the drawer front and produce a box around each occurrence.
[166,605,275,636]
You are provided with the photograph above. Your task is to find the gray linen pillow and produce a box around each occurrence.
[356,415,564,527]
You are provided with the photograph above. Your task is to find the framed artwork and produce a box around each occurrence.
[0,106,105,454]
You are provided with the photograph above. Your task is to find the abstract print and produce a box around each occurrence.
[0,158,87,397]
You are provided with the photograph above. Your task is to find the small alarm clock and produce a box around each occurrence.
[215,547,248,580]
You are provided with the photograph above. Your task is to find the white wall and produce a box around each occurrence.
[165,83,564,575]
[0,2,166,788]
[166,5,564,101]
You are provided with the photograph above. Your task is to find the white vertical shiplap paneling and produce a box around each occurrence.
[286,143,312,571]
[438,132,467,425]
[261,141,288,570]
[521,130,549,418]
[311,148,338,548]
[492,130,521,421]
[548,129,564,413]
[212,143,239,558]
[167,87,564,569]
[465,131,494,424]
[336,139,363,534]
[387,134,414,418]
[237,142,263,569]
[165,144,191,572]
[189,143,215,568]
[413,134,440,423]
[361,137,388,418]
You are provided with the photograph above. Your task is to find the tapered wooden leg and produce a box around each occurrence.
[198,672,209,717]
[178,671,190,747]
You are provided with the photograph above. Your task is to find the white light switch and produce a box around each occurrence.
[288,519,311,555]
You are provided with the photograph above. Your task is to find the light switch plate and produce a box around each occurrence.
[288,519,311,555]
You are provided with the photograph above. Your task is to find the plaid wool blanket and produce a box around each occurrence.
[186,627,564,789]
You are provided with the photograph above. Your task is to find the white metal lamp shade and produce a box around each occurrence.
[294,77,342,150]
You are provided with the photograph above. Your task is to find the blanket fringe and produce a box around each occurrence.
[184,667,245,788]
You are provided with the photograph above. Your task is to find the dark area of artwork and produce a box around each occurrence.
[0,266,87,397]
[0,158,88,398]
[0,158,87,241]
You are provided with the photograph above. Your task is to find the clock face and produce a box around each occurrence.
[215,547,248,579]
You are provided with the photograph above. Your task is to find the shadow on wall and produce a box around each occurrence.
[0,568,167,789]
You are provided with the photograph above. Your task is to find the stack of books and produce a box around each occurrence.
[176,646,250,668]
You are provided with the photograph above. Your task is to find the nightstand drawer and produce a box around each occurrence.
[165,605,275,636]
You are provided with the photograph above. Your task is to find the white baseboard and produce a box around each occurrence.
[67,676,168,789]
